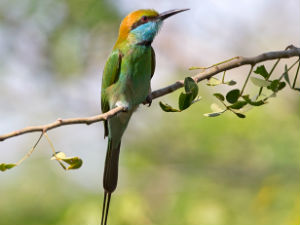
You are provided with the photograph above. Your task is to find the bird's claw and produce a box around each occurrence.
[143,95,152,107]
[116,101,129,112]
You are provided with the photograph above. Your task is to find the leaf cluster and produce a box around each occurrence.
[160,60,300,120]
[160,77,200,112]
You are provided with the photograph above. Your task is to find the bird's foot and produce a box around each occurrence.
[143,95,152,107]
[115,101,129,112]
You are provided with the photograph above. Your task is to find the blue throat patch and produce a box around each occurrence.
[131,21,162,45]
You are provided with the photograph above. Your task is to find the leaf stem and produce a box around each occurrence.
[16,133,43,166]
[257,58,281,98]
[268,58,281,78]
[44,133,67,169]
[44,133,56,155]
[189,57,239,70]
[240,66,254,96]
[279,59,300,80]
[292,58,300,88]
[222,71,226,83]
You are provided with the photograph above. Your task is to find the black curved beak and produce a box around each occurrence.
[158,8,190,20]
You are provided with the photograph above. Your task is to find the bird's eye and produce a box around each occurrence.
[141,16,148,22]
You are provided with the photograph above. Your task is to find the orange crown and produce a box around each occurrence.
[114,9,159,48]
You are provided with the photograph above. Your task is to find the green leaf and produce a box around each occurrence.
[0,163,16,172]
[254,65,269,79]
[225,80,237,86]
[184,77,198,99]
[178,92,194,111]
[229,101,247,109]
[267,80,279,91]
[189,66,204,70]
[267,80,286,92]
[242,95,266,106]
[278,81,286,91]
[205,103,226,117]
[234,112,246,118]
[283,65,291,87]
[159,101,180,112]
[210,103,224,112]
[51,152,83,170]
[207,77,236,86]
[226,89,240,104]
[213,93,225,101]
[207,77,222,86]
[251,77,272,87]
[204,110,226,117]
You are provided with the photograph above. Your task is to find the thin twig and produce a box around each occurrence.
[0,106,124,141]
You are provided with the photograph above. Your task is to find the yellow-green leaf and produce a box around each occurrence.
[159,101,180,112]
[225,80,237,86]
[207,77,222,86]
[251,77,271,87]
[204,110,226,117]
[213,93,225,101]
[0,163,16,172]
[210,103,224,112]
[51,152,83,170]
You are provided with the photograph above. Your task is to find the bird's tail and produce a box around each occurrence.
[101,137,121,225]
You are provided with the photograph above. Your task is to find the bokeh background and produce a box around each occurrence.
[0,0,299,225]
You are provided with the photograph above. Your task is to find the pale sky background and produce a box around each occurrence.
[0,0,299,189]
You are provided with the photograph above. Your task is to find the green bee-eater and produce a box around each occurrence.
[100,8,189,225]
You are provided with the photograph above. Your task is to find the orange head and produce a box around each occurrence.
[114,9,189,48]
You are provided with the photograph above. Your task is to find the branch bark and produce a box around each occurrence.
[0,106,124,141]
[151,45,300,99]
[1,46,299,142]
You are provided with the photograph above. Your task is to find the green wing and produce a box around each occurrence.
[101,49,122,137]
[151,47,156,79]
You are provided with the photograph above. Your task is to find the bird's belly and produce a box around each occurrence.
[125,71,151,107]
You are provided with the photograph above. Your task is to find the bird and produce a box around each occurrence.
[100,8,189,225]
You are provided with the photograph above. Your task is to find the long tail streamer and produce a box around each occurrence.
[101,191,111,225]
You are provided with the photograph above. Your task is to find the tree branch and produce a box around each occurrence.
[0,106,124,141]
[151,45,300,99]
[1,46,299,142]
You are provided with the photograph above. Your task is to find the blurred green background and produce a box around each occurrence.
[0,0,299,225]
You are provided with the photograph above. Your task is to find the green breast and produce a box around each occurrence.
[117,45,152,107]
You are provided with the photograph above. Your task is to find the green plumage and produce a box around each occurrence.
[101,42,155,190]
[100,8,188,225]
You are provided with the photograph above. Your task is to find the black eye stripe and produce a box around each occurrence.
[131,16,156,30]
